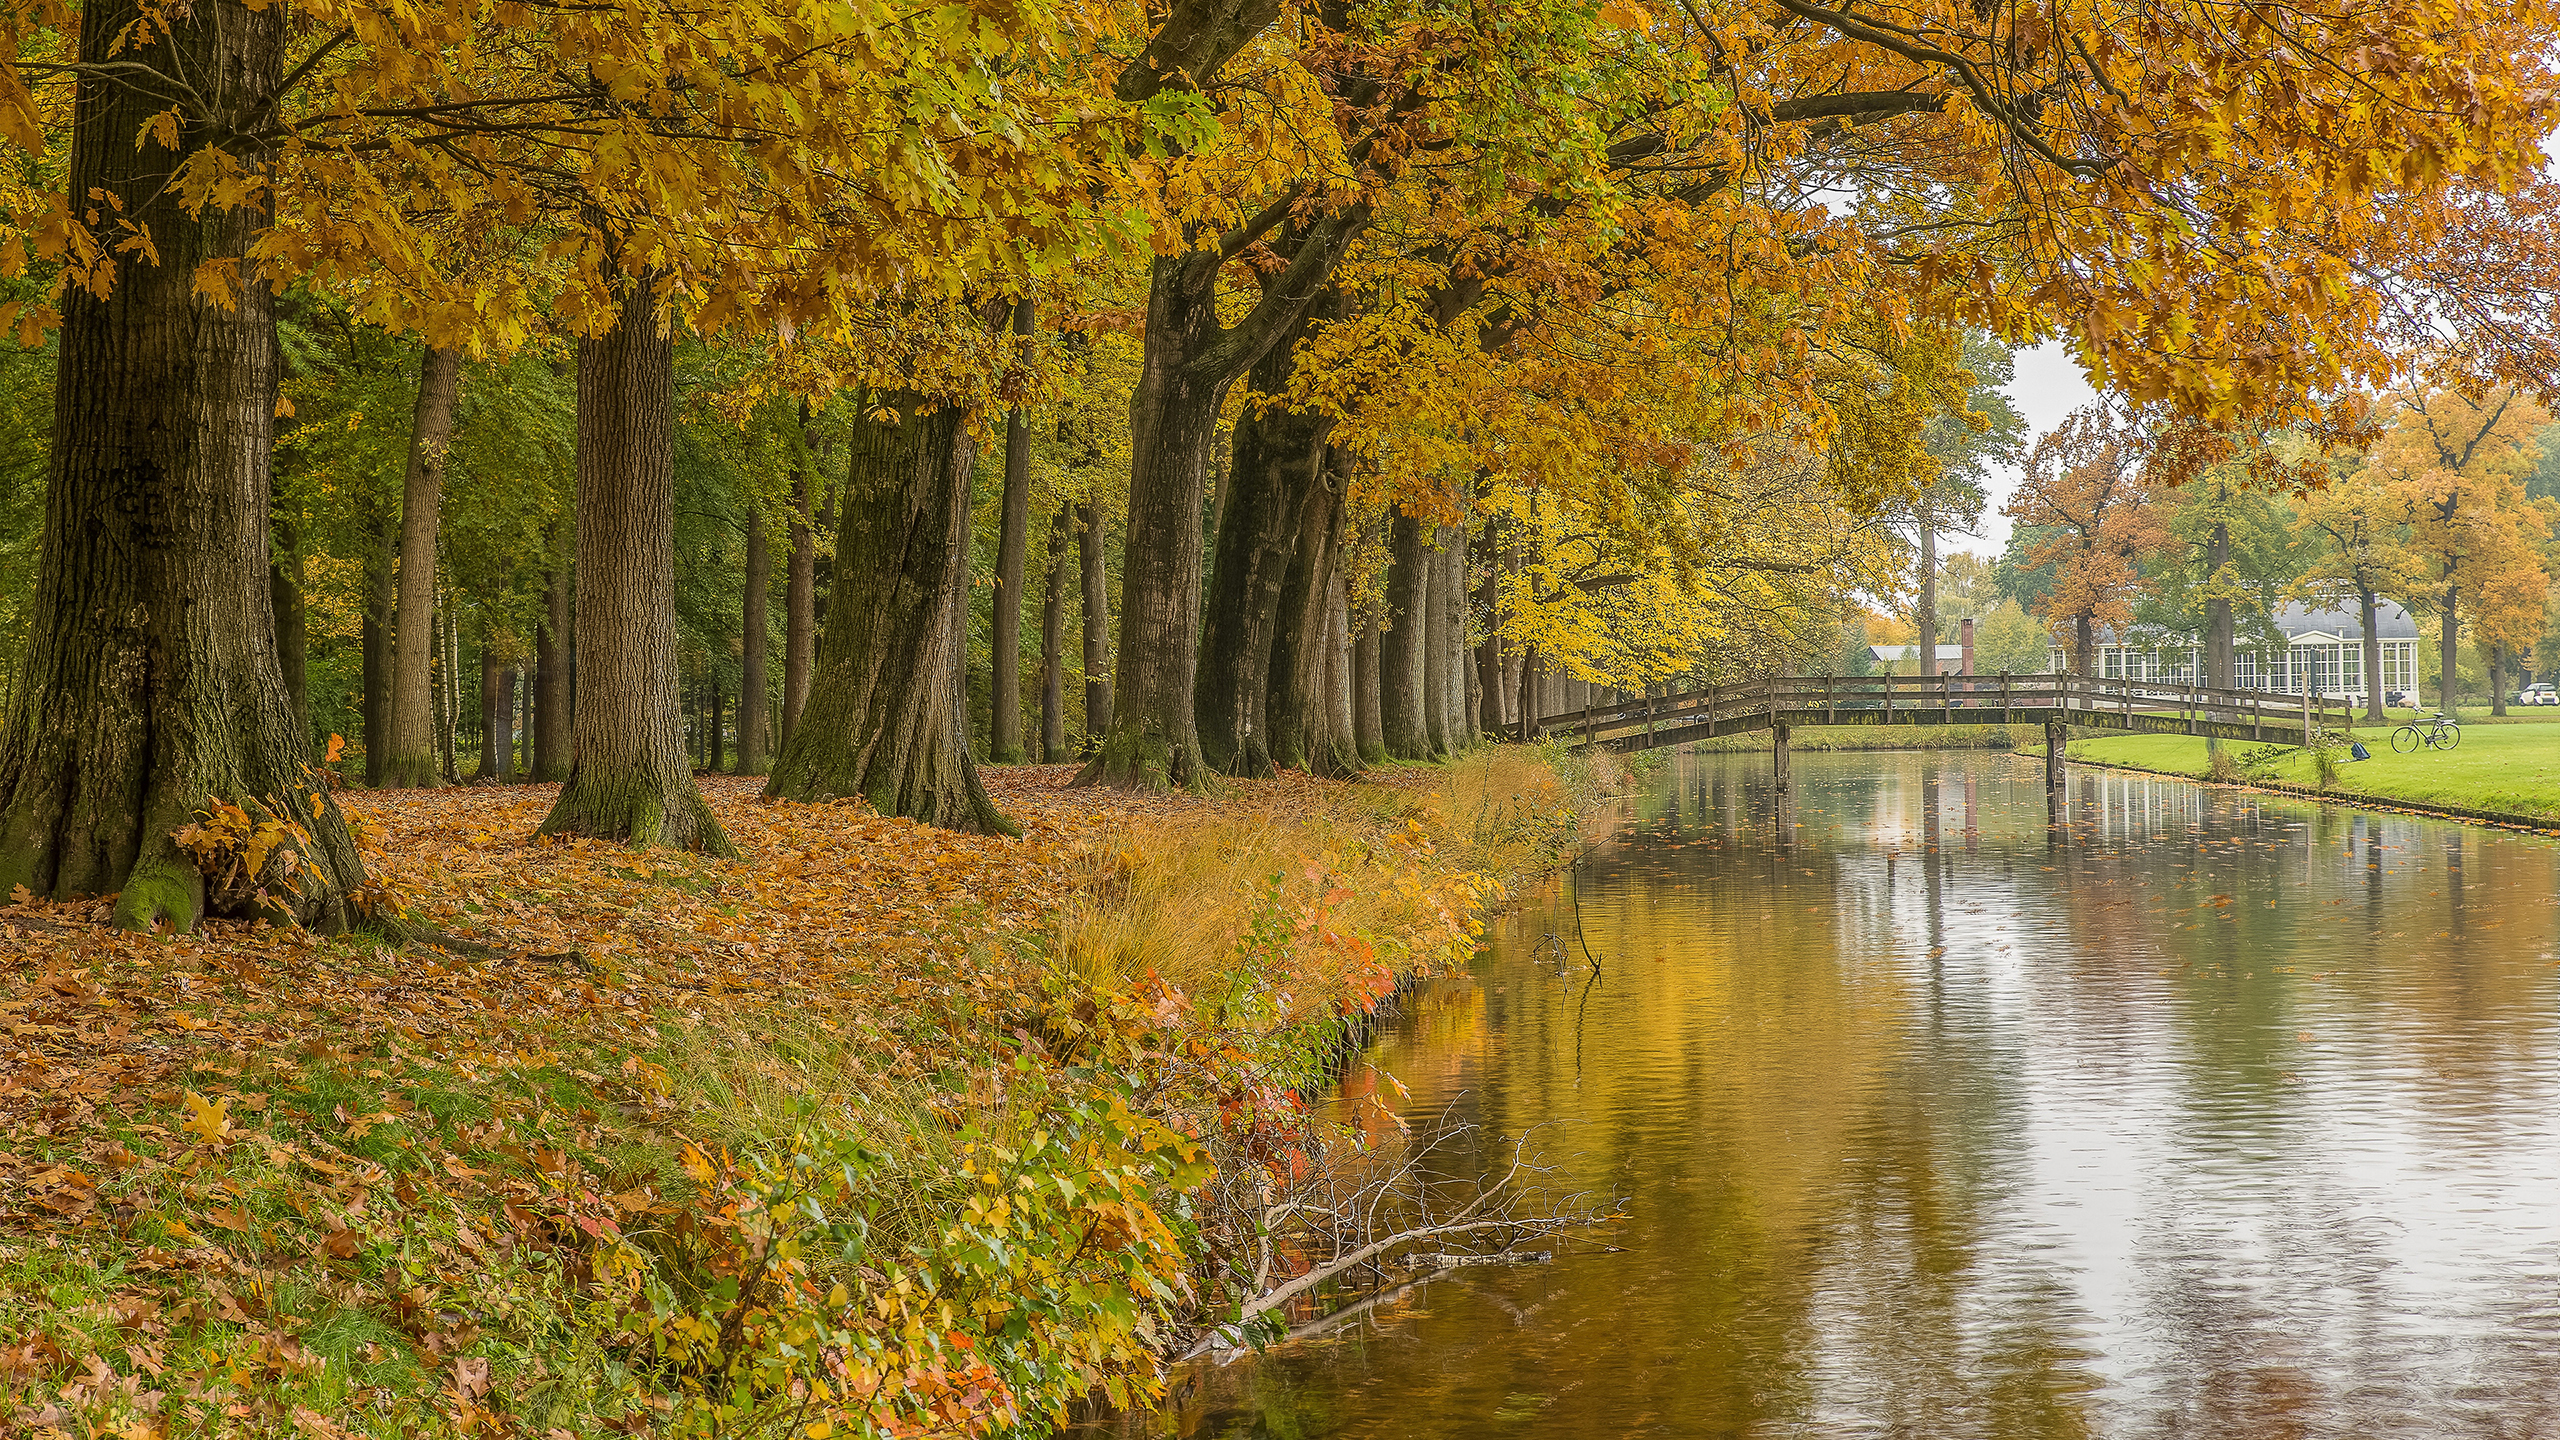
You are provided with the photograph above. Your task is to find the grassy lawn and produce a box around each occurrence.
[2065,708,2560,822]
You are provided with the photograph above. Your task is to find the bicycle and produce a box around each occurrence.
[2390,712,2462,753]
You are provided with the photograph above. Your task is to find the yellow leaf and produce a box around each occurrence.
[180,1090,233,1145]
[274,391,296,419]
[192,257,239,312]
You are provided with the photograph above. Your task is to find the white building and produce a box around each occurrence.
[2046,601,2424,700]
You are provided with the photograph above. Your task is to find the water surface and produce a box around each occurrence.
[1139,750,2560,1439]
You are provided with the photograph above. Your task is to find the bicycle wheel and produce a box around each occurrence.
[2392,725,2420,754]
[2437,723,2461,751]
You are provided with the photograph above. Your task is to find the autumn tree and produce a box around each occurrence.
[2368,387,2553,706]
[2293,454,2422,717]
[2008,407,2169,676]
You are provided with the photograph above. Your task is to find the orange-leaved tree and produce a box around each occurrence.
[2008,406,2169,675]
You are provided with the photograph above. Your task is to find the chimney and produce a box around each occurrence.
[1960,617,1975,676]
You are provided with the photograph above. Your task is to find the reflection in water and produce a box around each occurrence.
[1096,752,2560,1439]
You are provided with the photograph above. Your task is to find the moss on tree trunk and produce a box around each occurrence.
[0,0,369,933]
[764,394,1012,835]
[538,270,733,855]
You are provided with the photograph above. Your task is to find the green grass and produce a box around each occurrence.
[2065,710,2560,823]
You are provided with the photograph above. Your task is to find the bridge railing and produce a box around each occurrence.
[1532,673,2357,741]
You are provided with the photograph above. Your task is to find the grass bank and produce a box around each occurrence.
[0,746,1607,1437]
[1680,722,2033,754]
[2063,710,2560,827]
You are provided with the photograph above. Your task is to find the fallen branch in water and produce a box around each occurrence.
[1180,1108,1610,1360]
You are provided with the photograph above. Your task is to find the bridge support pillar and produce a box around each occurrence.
[1772,720,1791,792]
[2045,719,2066,791]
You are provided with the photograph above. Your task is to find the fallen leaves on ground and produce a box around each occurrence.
[0,759,1584,1437]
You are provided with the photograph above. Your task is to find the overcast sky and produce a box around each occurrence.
[1949,339,2101,559]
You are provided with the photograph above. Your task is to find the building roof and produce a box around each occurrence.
[1868,644,1968,662]
[2055,598,2423,648]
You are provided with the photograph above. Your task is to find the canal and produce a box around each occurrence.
[1145,749,2560,1437]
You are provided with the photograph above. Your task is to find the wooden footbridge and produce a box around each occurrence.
[1533,674,2357,788]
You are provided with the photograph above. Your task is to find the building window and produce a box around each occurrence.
[2235,652,2258,689]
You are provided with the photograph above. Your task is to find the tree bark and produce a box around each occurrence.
[0,0,366,931]
[1319,571,1361,776]
[1353,618,1387,764]
[1078,500,1113,753]
[1916,499,1937,679]
[1199,312,1335,777]
[1475,522,1506,737]
[381,345,464,787]
[2438,572,2460,710]
[434,593,459,783]
[1040,503,1072,762]
[2489,642,2508,716]
[2204,515,2235,689]
[1381,512,1437,759]
[2359,586,2385,720]
[535,558,572,780]
[765,394,1010,833]
[538,272,733,854]
[783,420,818,743]
[1266,464,1342,773]
[475,629,513,782]
[1081,219,1367,791]
[707,678,725,773]
[2074,614,2096,678]
[1439,527,1470,750]
[1422,531,1453,755]
[362,508,394,787]
[737,506,772,773]
[989,300,1035,764]
[270,505,307,730]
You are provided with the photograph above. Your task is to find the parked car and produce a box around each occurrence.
[2518,682,2559,707]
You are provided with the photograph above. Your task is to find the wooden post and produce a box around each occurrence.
[2302,685,2315,748]
[2046,718,2067,790]
[1773,719,1791,792]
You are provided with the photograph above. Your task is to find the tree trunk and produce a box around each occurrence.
[1475,522,1506,736]
[989,300,1035,765]
[1353,618,1387,764]
[538,273,733,854]
[2489,642,2508,717]
[1040,503,1072,762]
[1080,230,1362,790]
[0,0,365,932]
[434,594,459,783]
[476,630,512,782]
[783,427,818,743]
[517,664,533,777]
[764,394,1010,833]
[1200,322,1334,776]
[2074,614,2095,678]
[271,506,307,731]
[1916,500,1937,679]
[1441,527,1471,750]
[1421,530,1453,756]
[1079,274,1225,790]
[382,345,464,787]
[2359,586,2384,720]
[1266,467,1343,773]
[2439,573,2460,711]
[1516,647,1538,741]
[1315,567,1362,777]
[362,511,394,787]
[2204,515,2235,689]
[707,678,725,773]
[737,506,772,774]
[1381,512,1436,759]
[535,559,572,780]
[1078,501,1113,754]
